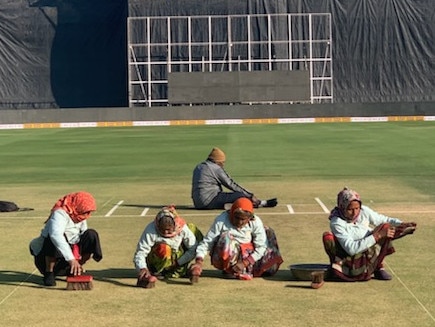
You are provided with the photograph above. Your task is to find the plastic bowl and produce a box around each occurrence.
[289,263,330,281]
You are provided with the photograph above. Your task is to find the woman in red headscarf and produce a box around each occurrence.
[189,197,283,282]
[323,187,416,282]
[29,191,103,287]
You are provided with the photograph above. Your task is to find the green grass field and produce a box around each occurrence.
[1,122,435,326]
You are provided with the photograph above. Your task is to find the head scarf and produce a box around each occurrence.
[230,197,254,220]
[50,191,97,223]
[208,147,226,163]
[154,205,186,238]
[329,187,361,221]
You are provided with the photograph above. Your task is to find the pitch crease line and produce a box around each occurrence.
[315,197,330,213]
[386,264,435,323]
[140,207,149,216]
[0,269,38,306]
[105,200,124,217]
[101,197,114,208]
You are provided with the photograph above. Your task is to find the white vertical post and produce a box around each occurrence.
[268,14,272,71]
[127,17,132,107]
[208,16,212,72]
[188,16,192,72]
[329,13,334,103]
[228,16,232,72]
[288,14,292,71]
[309,14,314,104]
[167,17,171,74]
[248,15,252,71]
[147,17,152,107]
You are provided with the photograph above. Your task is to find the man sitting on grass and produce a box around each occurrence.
[191,147,277,209]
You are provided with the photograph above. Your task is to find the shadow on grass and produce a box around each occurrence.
[0,269,224,289]
[0,268,314,290]
[91,268,229,287]
[90,268,295,287]
[89,268,224,287]
[0,269,138,289]
[0,270,73,291]
[158,269,292,285]
[263,269,293,281]
[264,269,315,288]
[282,269,351,289]
[89,268,137,288]
[0,270,43,288]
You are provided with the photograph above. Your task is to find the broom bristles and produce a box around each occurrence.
[66,275,93,291]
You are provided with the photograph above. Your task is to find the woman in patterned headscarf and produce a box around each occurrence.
[189,197,283,282]
[322,187,417,282]
[29,191,102,287]
[133,205,203,288]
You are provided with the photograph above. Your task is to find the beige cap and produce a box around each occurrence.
[208,147,226,163]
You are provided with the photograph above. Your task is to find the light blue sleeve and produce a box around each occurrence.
[331,205,403,256]
[331,219,377,256]
[133,223,158,271]
[46,210,75,261]
[249,216,267,262]
[362,205,402,226]
[176,225,198,266]
[80,220,88,233]
[195,213,225,259]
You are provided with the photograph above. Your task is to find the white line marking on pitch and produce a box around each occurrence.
[140,208,149,216]
[386,263,435,323]
[287,205,295,214]
[315,197,330,213]
[101,197,114,208]
[105,200,124,217]
[0,269,38,306]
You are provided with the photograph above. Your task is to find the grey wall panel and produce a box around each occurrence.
[168,71,310,103]
[1,102,434,125]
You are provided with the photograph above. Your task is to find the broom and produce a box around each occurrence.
[66,275,93,290]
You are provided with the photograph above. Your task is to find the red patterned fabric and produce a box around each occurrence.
[322,228,395,281]
[50,191,96,223]
[394,222,417,239]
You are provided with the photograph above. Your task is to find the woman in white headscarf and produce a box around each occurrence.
[133,205,202,288]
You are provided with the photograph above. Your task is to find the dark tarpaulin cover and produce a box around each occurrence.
[0,1,55,108]
[0,0,128,109]
[0,0,433,108]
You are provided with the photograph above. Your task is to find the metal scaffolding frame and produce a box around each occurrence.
[127,13,333,107]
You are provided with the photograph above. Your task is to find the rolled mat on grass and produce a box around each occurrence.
[0,200,34,212]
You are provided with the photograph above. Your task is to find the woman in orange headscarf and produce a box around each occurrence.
[29,192,102,287]
[189,197,283,282]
